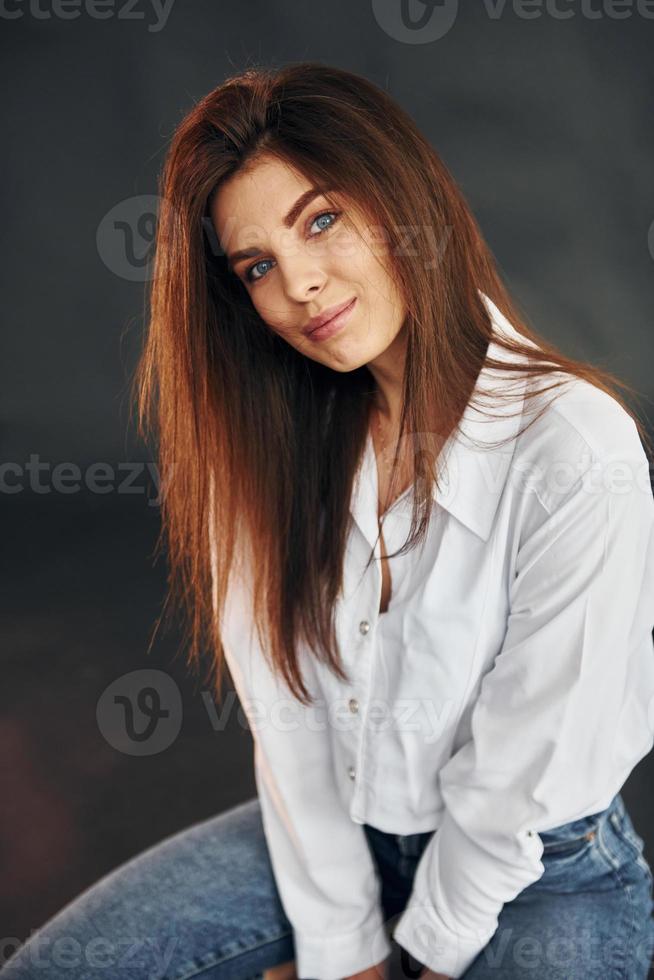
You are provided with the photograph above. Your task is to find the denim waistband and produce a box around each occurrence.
[383,792,622,857]
[536,791,621,846]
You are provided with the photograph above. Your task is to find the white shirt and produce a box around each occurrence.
[211,293,654,979]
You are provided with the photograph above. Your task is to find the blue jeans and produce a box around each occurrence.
[3,792,653,979]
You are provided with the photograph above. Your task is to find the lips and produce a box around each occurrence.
[303,297,356,336]
[303,297,357,343]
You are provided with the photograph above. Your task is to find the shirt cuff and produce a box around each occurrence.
[390,803,546,977]
[294,910,393,979]
[392,899,497,978]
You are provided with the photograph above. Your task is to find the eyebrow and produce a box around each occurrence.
[226,186,331,272]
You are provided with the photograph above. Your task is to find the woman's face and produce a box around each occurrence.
[210,154,407,373]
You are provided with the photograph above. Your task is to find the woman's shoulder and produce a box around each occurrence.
[518,373,642,459]
[510,373,648,513]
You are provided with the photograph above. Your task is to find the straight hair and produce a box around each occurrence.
[132,62,652,706]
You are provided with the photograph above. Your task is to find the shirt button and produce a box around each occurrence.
[359,620,370,635]
[347,765,356,780]
[348,698,359,714]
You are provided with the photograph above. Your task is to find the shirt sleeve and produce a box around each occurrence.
[392,437,654,977]
[209,517,393,980]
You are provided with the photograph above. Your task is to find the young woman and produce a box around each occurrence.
[6,63,654,980]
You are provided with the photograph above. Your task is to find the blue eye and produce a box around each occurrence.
[311,212,337,234]
[245,210,341,284]
[246,258,274,283]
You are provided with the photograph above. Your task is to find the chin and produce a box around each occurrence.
[326,347,373,373]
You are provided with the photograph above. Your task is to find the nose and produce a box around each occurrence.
[277,253,328,304]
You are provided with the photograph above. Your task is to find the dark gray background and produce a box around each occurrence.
[2,0,653,966]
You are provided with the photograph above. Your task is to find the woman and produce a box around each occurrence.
[6,63,654,980]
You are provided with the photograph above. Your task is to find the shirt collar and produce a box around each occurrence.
[350,291,535,546]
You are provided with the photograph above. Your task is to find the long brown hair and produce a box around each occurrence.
[132,61,652,707]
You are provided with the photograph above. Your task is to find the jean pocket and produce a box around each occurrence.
[539,825,599,858]
[531,808,613,894]
[537,803,610,865]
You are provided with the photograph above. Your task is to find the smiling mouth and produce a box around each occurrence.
[303,298,357,342]
[303,297,356,337]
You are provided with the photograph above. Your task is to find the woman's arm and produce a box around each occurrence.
[209,520,392,977]
[392,423,654,975]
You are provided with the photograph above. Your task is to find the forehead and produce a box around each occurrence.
[210,156,311,234]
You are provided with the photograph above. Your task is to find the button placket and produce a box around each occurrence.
[347,689,359,782]
[348,627,367,788]
[349,610,381,816]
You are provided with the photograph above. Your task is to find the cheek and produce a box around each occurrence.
[250,287,285,327]
[370,258,403,311]
[335,237,369,275]
[341,238,393,293]
[251,294,299,343]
